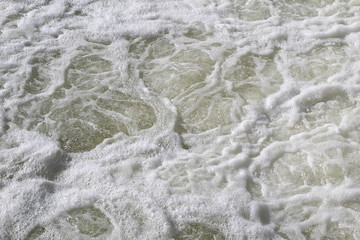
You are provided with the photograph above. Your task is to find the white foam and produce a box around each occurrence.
[1,0,360,239]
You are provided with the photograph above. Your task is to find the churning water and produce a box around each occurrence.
[1,0,360,239]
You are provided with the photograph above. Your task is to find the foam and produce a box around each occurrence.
[1,0,360,239]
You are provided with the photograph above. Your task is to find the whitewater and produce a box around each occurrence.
[1,0,360,239]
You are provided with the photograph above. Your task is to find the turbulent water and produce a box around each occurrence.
[1,0,360,239]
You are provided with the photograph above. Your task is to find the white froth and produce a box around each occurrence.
[1,0,360,239]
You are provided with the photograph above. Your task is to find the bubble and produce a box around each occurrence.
[0,130,69,182]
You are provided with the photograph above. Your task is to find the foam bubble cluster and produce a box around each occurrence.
[1,0,360,239]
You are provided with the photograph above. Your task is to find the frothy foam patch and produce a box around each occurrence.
[1,0,360,239]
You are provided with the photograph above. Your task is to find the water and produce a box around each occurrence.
[1,0,360,239]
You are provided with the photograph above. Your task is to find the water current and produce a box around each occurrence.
[1,0,360,239]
